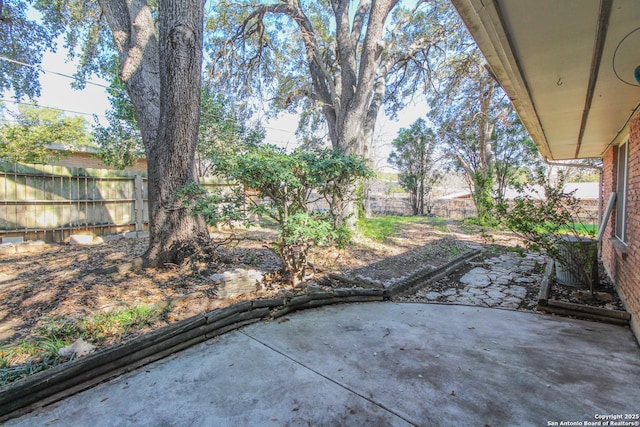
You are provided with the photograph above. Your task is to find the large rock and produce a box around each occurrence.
[211,269,264,299]
[69,235,94,246]
[460,267,492,288]
[58,338,96,358]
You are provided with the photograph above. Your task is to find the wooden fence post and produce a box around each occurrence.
[134,175,144,231]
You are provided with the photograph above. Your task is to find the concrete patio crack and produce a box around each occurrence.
[239,330,418,426]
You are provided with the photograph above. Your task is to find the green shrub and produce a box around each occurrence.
[495,173,598,292]
[188,145,373,285]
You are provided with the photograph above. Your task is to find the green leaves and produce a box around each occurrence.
[177,182,247,229]
[281,212,332,246]
[209,144,372,285]
[0,104,91,163]
[196,83,264,177]
[215,145,374,224]
[495,172,598,290]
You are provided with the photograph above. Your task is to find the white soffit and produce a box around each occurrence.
[452,0,640,160]
[583,0,640,155]
[499,1,599,159]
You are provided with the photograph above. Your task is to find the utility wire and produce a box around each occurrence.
[0,98,109,119]
[0,55,125,94]
[0,56,297,134]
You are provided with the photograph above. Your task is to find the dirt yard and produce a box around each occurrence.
[0,218,627,385]
[0,219,517,347]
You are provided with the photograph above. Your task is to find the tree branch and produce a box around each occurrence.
[289,0,336,106]
[98,0,161,150]
[237,1,336,110]
[386,0,428,50]
[350,0,371,49]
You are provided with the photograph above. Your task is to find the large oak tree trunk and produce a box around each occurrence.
[99,0,210,268]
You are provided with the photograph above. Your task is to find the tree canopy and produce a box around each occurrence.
[388,118,441,215]
[0,1,60,99]
[0,104,90,163]
[207,0,461,158]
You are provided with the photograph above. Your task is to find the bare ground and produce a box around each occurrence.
[0,220,503,346]
[0,218,623,353]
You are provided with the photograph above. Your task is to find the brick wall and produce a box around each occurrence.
[53,152,148,173]
[601,110,640,342]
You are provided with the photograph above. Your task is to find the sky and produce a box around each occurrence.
[2,40,427,171]
[1,44,112,125]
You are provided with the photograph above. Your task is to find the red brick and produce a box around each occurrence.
[601,110,640,341]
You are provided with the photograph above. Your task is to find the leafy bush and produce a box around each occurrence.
[189,145,373,285]
[177,182,247,229]
[495,173,598,292]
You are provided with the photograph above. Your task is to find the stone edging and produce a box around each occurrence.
[0,288,387,422]
[536,259,631,326]
[385,249,481,298]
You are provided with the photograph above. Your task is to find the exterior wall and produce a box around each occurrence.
[53,152,148,173]
[601,111,640,341]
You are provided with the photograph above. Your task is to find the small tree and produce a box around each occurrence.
[196,84,265,178]
[93,112,144,170]
[388,118,441,215]
[495,173,598,294]
[0,105,90,164]
[212,145,373,285]
[93,62,145,170]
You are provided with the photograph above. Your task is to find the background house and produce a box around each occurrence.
[47,143,148,173]
[451,0,640,342]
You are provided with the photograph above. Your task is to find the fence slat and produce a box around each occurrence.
[0,164,148,242]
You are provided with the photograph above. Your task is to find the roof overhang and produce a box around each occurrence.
[451,0,640,160]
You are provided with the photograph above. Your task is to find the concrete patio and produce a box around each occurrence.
[5,302,640,426]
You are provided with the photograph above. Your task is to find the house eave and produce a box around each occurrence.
[451,0,640,161]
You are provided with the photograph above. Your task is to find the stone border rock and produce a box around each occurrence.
[385,249,481,298]
[536,259,631,326]
[0,240,46,255]
[0,288,388,422]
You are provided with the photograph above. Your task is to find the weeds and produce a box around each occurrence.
[83,305,163,344]
[0,304,164,386]
[428,217,450,232]
[356,216,435,241]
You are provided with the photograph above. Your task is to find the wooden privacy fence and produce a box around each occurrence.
[0,162,148,243]
[367,195,480,219]
[0,162,226,243]
[366,194,600,224]
[0,160,600,243]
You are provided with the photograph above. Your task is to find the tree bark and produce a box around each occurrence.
[99,0,210,267]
